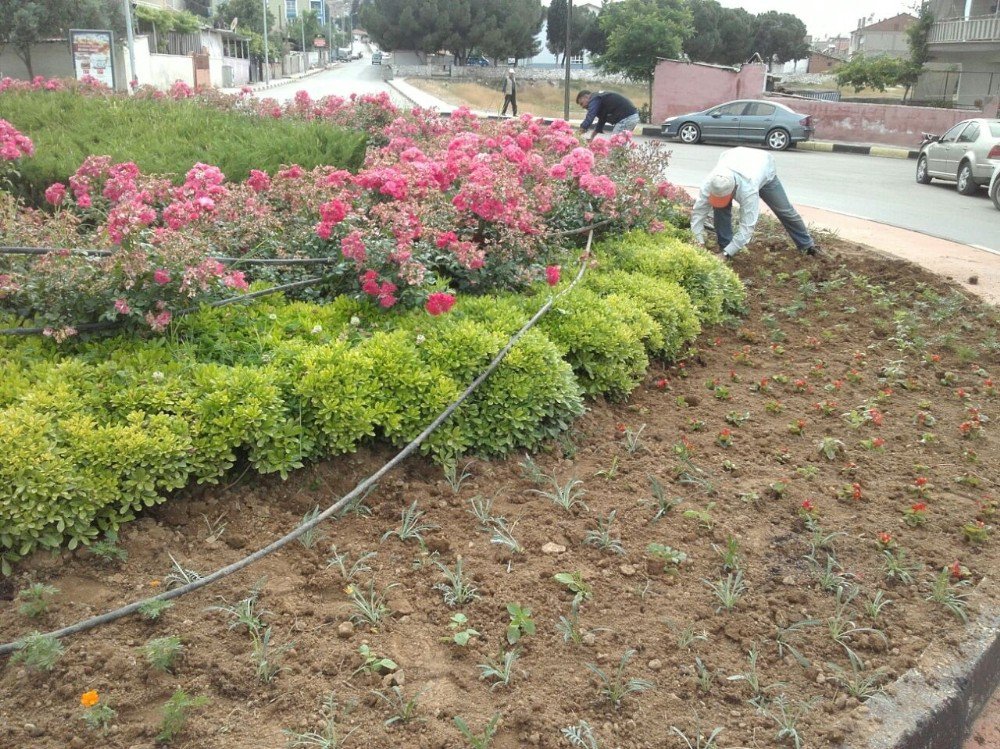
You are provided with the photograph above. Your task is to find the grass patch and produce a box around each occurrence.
[0,91,367,202]
[407,77,650,118]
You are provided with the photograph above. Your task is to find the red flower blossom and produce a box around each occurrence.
[425,291,456,316]
[545,265,561,286]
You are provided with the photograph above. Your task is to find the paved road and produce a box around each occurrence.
[249,70,998,252]
[654,141,999,252]
[253,53,408,107]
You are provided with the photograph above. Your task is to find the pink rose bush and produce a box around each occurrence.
[0,80,691,339]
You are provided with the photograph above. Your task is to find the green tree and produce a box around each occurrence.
[479,0,543,62]
[594,0,692,83]
[835,54,907,93]
[683,0,722,63]
[214,0,280,59]
[287,10,324,51]
[0,0,122,78]
[716,7,757,65]
[900,2,934,100]
[546,0,593,64]
[751,11,809,66]
[363,0,541,64]
[134,6,201,53]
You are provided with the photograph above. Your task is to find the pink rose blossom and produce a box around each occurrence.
[153,269,171,285]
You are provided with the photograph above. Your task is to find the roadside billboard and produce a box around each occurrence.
[69,29,116,89]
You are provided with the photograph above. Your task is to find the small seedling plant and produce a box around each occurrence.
[326,546,376,581]
[562,720,601,748]
[453,713,500,749]
[554,571,593,605]
[352,644,398,678]
[505,603,536,645]
[477,648,520,689]
[348,580,396,628]
[251,626,294,684]
[381,500,437,546]
[643,475,680,521]
[433,557,479,607]
[16,583,58,618]
[585,649,653,709]
[529,474,588,512]
[704,570,747,613]
[373,686,423,727]
[157,688,208,744]
[80,690,116,732]
[89,530,128,563]
[138,598,174,620]
[447,613,480,646]
[584,510,625,555]
[647,543,687,574]
[284,693,356,749]
[10,632,63,672]
[143,634,183,672]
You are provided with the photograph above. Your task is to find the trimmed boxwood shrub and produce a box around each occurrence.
[585,270,701,359]
[0,91,367,203]
[596,231,746,324]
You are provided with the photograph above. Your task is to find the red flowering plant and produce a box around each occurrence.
[1,90,692,337]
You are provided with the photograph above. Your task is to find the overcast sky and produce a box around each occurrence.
[714,0,917,39]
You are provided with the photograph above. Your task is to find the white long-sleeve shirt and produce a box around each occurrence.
[690,147,777,256]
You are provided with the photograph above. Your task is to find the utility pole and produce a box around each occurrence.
[122,0,137,90]
[563,0,572,120]
[262,0,270,83]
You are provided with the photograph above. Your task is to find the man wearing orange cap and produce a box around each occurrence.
[691,147,816,260]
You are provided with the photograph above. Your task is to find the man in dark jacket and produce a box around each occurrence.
[576,90,640,138]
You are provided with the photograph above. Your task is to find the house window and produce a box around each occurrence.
[570,52,584,64]
[285,0,297,19]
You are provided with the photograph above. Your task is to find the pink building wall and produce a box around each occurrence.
[652,58,998,148]
[651,60,766,123]
[768,96,996,147]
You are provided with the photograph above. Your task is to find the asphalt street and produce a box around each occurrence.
[250,64,998,252]
[653,141,999,252]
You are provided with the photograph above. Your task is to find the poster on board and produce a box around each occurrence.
[69,30,116,89]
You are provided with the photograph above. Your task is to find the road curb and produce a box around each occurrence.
[857,604,1000,749]
[639,125,919,160]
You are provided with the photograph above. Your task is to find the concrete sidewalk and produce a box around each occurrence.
[219,63,335,96]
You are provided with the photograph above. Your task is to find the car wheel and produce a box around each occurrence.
[957,162,978,195]
[991,177,1000,211]
[678,123,701,144]
[765,128,790,151]
[915,155,932,184]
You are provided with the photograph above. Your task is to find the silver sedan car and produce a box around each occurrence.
[915,118,1000,195]
[661,99,814,151]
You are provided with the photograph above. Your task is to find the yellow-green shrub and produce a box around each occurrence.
[536,288,649,399]
[585,271,701,359]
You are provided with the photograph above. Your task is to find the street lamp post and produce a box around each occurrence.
[563,0,572,120]
[262,0,270,84]
[122,0,137,90]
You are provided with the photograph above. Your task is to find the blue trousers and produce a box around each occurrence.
[714,176,814,253]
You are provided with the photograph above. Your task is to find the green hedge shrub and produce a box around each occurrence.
[0,233,742,572]
[585,271,701,359]
[0,92,368,202]
[596,231,746,324]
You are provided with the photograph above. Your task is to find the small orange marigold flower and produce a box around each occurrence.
[149,580,161,588]
[81,690,99,708]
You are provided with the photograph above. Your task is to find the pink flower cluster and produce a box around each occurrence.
[425,292,456,316]
[0,119,34,161]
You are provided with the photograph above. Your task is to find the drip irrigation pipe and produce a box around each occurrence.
[0,219,613,262]
[0,230,593,656]
[0,276,324,336]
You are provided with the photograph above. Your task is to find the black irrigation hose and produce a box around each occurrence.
[0,219,613,262]
[0,247,341,266]
[0,230,594,656]
[0,276,325,336]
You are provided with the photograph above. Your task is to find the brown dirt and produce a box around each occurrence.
[2,232,999,749]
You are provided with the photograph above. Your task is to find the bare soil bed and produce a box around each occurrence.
[2,232,999,749]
